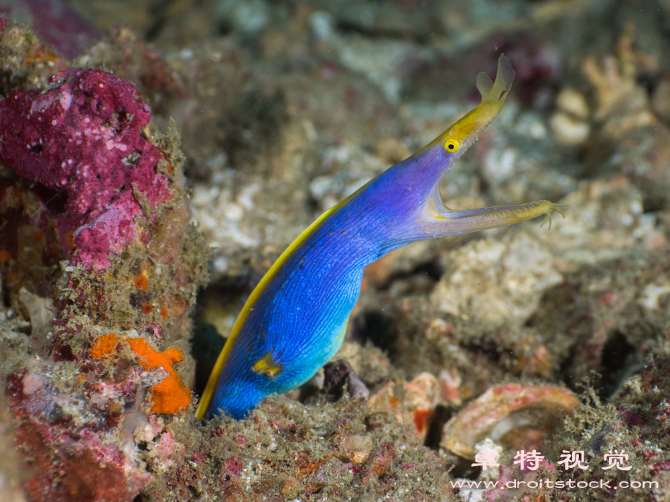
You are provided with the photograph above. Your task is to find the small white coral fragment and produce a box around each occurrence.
[550,88,590,146]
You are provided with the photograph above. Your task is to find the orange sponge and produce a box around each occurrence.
[91,333,191,414]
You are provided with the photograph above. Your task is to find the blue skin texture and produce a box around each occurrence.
[196,55,563,420]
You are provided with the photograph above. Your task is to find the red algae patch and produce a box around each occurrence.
[60,450,130,502]
[92,334,191,414]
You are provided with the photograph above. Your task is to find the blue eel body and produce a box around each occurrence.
[196,54,563,420]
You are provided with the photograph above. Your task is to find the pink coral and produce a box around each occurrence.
[0,67,172,270]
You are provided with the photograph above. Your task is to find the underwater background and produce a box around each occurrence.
[0,0,669,500]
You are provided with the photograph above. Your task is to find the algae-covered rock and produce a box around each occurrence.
[430,231,562,327]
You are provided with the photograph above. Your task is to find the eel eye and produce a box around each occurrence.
[444,139,460,152]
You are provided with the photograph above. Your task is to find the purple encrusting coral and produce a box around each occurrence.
[0,67,172,270]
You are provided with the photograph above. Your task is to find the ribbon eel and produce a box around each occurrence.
[196,54,563,420]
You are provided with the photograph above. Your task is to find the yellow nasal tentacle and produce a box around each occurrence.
[477,54,515,104]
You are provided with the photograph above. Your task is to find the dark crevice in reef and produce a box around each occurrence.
[557,343,580,392]
[190,321,226,398]
[423,404,452,451]
[596,330,636,399]
[350,309,395,351]
[381,260,444,290]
